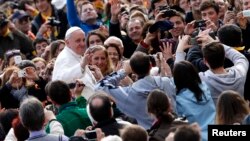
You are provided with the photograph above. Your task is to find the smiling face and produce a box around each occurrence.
[127,19,143,43]
[201,7,219,25]
[90,49,108,74]
[34,61,46,76]
[66,29,86,55]
[107,46,120,67]
[35,0,51,13]
[169,16,185,39]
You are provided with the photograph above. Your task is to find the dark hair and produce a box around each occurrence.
[49,39,65,59]
[4,49,21,67]
[168,10,185,22]
[217,24,242,47]
[18,60,36,70]
[12,117,29,141]
[202,42,225,69]
[130,52,151,78]
[151,0,163,11]
[88,92,113,122]
[0,109,19,135]
[174,125,201,141]
[86,30,107,47]
[173,61,203,102]
[33,38,49,48]
[45,80,71,105]
[147,89,174,121]
[121,125,148,141]
[200,1,219,14]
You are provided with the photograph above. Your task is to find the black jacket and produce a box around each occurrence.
[31,5,68,40]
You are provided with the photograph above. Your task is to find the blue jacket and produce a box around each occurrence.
[66,0,101,35]
[95,70,176,129]
[176,82,215,141]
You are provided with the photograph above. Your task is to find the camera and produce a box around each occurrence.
[162,9,176,18]
[18,70,26,78]
[68,83,84,89]
[149,21,174,33]
[189,29,216,45]
[243,10,250,17]
[14,55,22,65]
[194,20,206,28]
[47,17,61,26]
[84,130,97,141]
[159,5,170,12]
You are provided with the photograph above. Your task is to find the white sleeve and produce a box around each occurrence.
[4,128,17,141]
[49,120,64,135]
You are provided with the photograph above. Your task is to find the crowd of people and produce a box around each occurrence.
[0,0,250,141]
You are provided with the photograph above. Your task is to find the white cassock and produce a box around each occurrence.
[52,46,96,100]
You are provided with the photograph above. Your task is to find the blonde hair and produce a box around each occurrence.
[89,45,113,76]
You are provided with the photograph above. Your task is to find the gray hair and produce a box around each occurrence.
[104,36,124,48]
[19,97,45,131]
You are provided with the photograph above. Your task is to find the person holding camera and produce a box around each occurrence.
[0,11,36,60]
[32,0,68,40]
[11,10,36,41]
[95,51,176,130]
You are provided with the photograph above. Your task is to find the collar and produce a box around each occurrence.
[65,46,82,60]
[29,130,46,138]
[58,101,78,113]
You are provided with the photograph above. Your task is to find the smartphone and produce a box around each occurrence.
[162,9,176,18]
[243,10,250,17]
[194,20,206,28]
[84,130,97,141]
[18,70,26,78]
[14,55,22,65]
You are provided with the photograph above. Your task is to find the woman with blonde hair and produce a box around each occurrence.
[88,45,113,79]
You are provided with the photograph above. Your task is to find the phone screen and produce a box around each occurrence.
[85,130,97,140]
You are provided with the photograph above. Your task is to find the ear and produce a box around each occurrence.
[203,58,210,68]
[65,39,70,47]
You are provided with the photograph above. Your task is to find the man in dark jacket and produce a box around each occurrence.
[87,93,124,136]
[32,0,68,40]
[0,11,36,60]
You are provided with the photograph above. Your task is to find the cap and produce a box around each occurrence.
[52,0,66,10]
[0,11,8,27]
[11,10,29,22]
[65,26,82,40]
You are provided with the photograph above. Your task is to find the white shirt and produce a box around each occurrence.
[52,46,96,100]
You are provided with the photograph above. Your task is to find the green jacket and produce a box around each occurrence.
[56,101,91,137]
